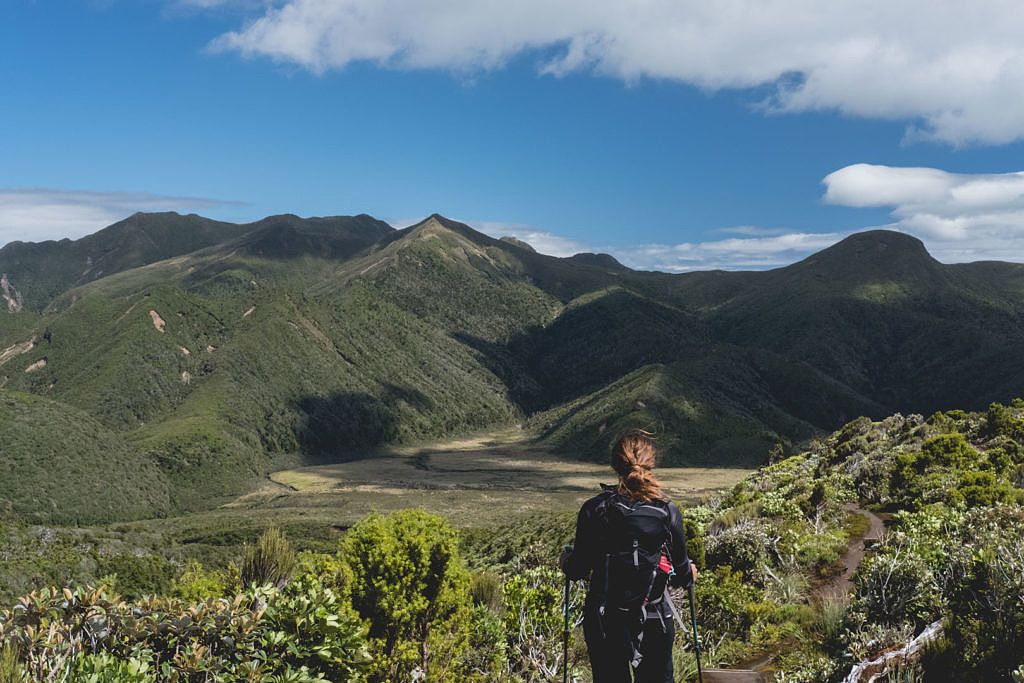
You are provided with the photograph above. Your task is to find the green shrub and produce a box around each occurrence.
[171,560,231,601]
[694,565,764,643]
[463,604,508,682]
[854,551,941,627]
[0,584,369,681]
[919,433,978,469]
[941,523,1024,680]
[258,582,372,682]
[705,520,771,575]
[987,402,1024,439]
[94,553,174,599]
[502,566,582,681]
[242,527,296,589]
[338,509,471,683]
[681,512,707,569]
[470,571,503,612]
[953,470,1023,508]
[71,653,156,682]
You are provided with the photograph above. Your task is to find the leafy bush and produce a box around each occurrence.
[463,605,508,682]
[940,515,1024,680]
[693,566,764,644]
[0,584,369,681]
[502,566,584,682]
[171,560,233,601]
[95,553,175,599]
[705,520,772,576]
[338,510,471,683]
[71,652,155,682]
[987,402,1024,440]
[854,549,941,627]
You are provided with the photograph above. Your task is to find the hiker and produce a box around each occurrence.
[560,429,698,683]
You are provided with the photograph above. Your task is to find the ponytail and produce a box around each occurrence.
[610,429,663,501]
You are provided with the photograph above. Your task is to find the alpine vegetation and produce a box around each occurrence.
[0,403,1022,680]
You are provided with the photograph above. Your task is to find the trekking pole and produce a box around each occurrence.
[687,583,704,683]
[562,544,572,683]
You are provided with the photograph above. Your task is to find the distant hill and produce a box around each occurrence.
[2,211,1023,521]
[0,212,252,312]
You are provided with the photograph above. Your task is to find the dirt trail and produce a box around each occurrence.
[738,503,885,674]
[814,503,885,600]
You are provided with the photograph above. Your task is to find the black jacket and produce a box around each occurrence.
[563,486,692,614]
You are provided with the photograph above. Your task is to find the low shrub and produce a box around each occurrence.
[338,509,471,683]
[705,520,772,576]
[0,584,370,682]
[241,527,296,589]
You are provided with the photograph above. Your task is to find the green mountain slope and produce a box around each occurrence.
[0,212,394,313]
[531,344,887,464]
[664,230,1024,411]
[0,390,172,524]
[0,212,252,311]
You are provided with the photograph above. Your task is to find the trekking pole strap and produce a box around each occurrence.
[664,590,688,634]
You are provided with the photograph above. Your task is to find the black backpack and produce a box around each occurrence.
[598,493,674,615]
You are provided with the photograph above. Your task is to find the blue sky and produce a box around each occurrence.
[3,0,1024,270]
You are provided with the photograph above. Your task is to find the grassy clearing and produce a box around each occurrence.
[241,431,749,529]
[108,432,749,559]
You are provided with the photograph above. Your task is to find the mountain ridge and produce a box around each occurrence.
[2,211,1023,522]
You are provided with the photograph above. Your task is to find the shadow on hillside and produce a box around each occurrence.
[451,332,546,412]
[292,385,432,456]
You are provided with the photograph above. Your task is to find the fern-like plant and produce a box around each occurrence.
[242,527,296,589]
[0,642,24,683]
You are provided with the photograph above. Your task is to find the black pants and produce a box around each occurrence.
[583,606,675,683]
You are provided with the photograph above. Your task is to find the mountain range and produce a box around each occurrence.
[2,212,1023,524]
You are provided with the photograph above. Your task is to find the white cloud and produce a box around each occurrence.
[0,189,236,247]
[208,0,1024,145]
[466,215,845,271]
[824,163,1024,260]
[615,232,846,272]
[472,220,589,258]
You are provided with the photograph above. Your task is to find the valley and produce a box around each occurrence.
[230,429,751,527]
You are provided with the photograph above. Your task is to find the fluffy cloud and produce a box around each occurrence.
[209,0,1024,144]
[472,220,589,258]
[0,189,235,247]
[825,163,1024,261]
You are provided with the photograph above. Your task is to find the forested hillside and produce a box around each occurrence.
[2,212,1024,519]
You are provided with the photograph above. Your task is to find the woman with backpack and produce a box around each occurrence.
[560,429,698,683]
